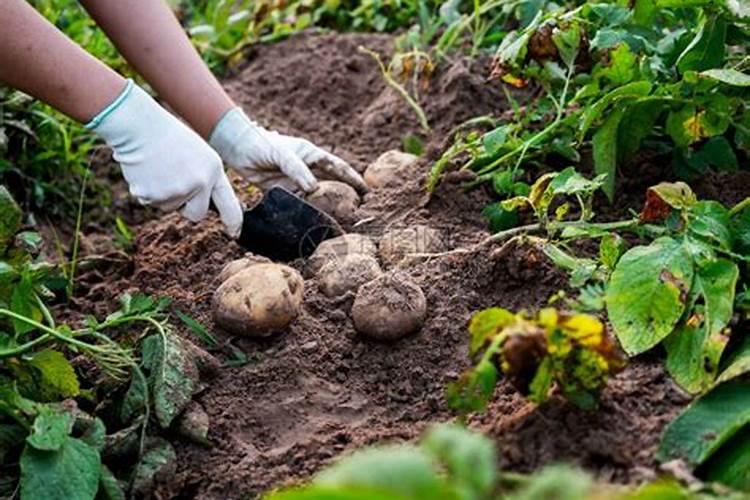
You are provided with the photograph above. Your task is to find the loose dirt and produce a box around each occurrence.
[71,31,703,498]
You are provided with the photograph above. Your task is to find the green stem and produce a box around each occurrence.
[729,197,750,217]
[67,168,89,297]
[0,333,53,358]
[359,46,431,132]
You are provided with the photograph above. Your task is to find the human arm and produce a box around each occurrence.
[80,0,368,193]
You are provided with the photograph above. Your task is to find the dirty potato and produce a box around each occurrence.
[351,272,426,341]
[306,180,361,224]
[318,253,382,298]
[213,263,304,336]
[215,254,272,285]
[364,150,418,189]
[308,233,377,276]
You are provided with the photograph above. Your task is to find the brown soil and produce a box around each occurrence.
[70,32,708,499]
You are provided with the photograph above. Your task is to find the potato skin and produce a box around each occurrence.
[308,233,377,276]
[306,181,361,224]
[352,272,426,340]
[364,150,418,189]
[378,225,443,267]
[216,255,272,285]
[318,253,382,298]
[213,263,304,336]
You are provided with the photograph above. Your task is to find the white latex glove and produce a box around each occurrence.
[208,108,368,194]
[86,80,243,237]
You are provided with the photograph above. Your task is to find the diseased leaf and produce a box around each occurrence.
[468,308,514,356]
[657,381,750,467]
[606,237,694,356]
[141,333,198,428]
[598,44,637,85]
[664,259,738,393]
[27,349,81,400]
[27,408,73,451]
[20,437,101,500]
[421,424,498,499]
[119,369,148,425]
[599,233,626,271]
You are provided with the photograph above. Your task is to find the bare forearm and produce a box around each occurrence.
[80,0,235,138]
[0,0,125,123]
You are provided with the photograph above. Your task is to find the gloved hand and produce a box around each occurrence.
[87,80,243,237]
[208,108,368,194]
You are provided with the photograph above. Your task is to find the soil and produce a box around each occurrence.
[67,31,724,499]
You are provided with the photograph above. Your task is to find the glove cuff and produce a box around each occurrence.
[85,79,135,130]
[208,107,255,165]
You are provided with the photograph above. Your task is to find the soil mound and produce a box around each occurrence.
[72,31,692,499]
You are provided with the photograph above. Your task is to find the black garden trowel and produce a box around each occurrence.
[234,186,343,261]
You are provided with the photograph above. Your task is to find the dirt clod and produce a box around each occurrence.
[378,225,444,267]
[351,272,427,340]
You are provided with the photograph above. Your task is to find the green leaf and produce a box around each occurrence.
[483,127,508,156]
[701,68,750,86]
[97,464,126,500]
[633,0,657,25]
[598,44,637,85]
[548,167,606,197]
[664,259,738,393]
[20,437,101,500]
[617,98,667,161]
[599,233,626,271]
[717,334,750,385]
[0,185,23,256]
[606,237,694,356]
[658,381,750,467]
[666,106,701,146]
[10,272,41,337]
[676,17,727,73]
[686,201,733,251]
[580,81,652,139]
[315,446,454,499]
[482,204,519,233]
[702,426,750,492]
[119,370,148,425]
[446,360,498,415]
[27,349,81,400]
[27,407,74,451]
[508,464,593,500]
[176,310,218,349]
[593,107,626,201]
[260,486,401,500]
[421,424,498,499]
[141,333,197,428]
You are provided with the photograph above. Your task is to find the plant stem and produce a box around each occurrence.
[730,197,750,217]
[359,46,431,132]
[67,168,89,297]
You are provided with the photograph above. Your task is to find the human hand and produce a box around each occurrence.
[208,108,368,194]
[87,81,243,237]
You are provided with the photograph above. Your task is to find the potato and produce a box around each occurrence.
[213,263,304,336]
[364,150,418,189]
[216,254,272,285]
[306,181,361,224]
[308,233,377,275]
[318,254,382,298]
[351,272,427,340]
[378,225,444,267]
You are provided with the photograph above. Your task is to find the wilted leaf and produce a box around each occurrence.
[657,381,750,467]
[26,408,73,451]
[606,237,694,355]
[551,22,581,69]
[421,424,498,499]
[20,437,101,500]
[131,437,177,496]
[468,308,515,355]
[141,333,198,428]
[26,349,81,401]
[664,259,738,393]
[119,370,148,425]
[599,233,626,270]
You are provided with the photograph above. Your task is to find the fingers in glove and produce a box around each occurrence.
[210,173,244,238]
[319,154,368,193]
[274,149,319,193]
[181,185,212,223]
